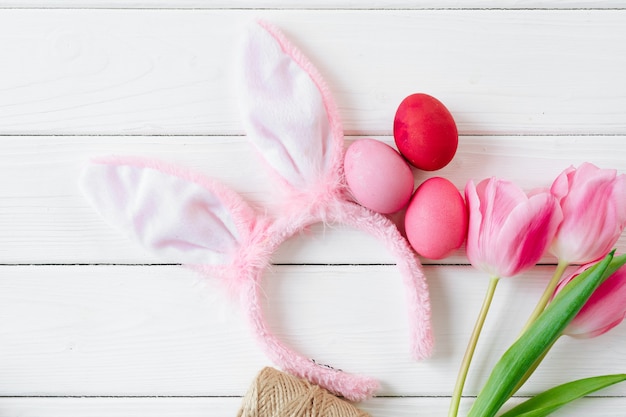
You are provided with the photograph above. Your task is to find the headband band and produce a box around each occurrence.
[80,20,433,401]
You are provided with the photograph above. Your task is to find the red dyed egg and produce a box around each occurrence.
[394,93,458,171]
[405,177,467,260]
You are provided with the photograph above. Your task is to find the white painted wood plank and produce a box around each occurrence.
[0,398,243,417]
[365,397,626,417]
[1,10,626,135]
[1,135,625,264]
[2,5,626,413]
[1,397,625,417]
[0,1,624,9]
[2,265,625,397]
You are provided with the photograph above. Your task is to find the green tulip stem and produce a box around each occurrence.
[448,276,500,417]
[521,260,569,334]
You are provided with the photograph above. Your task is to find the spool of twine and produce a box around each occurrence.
[237,367,371,417]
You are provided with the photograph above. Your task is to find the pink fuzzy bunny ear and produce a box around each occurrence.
[80,157,258,267]
[236,21,345,192]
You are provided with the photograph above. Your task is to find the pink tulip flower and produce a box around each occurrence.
[554,260,626,338]
[465,178,563,278]
[550,162,626,264]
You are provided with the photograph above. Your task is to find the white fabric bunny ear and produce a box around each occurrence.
[80,157,257,267]
[237,21,344,192]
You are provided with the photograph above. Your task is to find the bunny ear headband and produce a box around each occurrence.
[80,21,432,401]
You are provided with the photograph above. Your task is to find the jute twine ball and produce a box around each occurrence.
[237,367,371,417]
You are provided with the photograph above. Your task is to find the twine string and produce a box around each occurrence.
[238,367,371,417]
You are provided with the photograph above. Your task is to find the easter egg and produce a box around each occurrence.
[405,177,467,259]
[394,93,458,171]
[344,138,414,214]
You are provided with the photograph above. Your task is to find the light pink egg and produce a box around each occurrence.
[405,177,468,259]
[344,139,414,214]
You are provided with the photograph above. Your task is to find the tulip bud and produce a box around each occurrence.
[555,260,626,338]
[550,162,626,264]
[465,178,562,278]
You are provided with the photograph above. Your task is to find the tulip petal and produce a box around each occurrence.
[465,180,485,271]
[495,193,561,277]
[465,178,559,278]
[472,178,529,275]
[566,265,626,338]
[482,178,528,232]
[550,165,575,200]
[572,162,616,186]
[612,174,626,225]
[551,164,626,263]
[551,163,626,263]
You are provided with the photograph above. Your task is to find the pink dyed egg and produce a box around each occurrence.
[394,93,458,171]
[405,177,467,259]
[344,139,414,214]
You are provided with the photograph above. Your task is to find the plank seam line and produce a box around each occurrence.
[0,394,623,399]
[1,133,625,138]
[0,263,482,267]
[0,7,625,11]
[0,263,567,267]
[0,395,243,399]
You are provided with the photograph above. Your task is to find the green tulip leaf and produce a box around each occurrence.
[498,374,626,417]
[467,252,626,417]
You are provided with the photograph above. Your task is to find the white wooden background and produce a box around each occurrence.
[2,2,626,416]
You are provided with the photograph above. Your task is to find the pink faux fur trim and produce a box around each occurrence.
[337,201,433,360]
[86,155,433,401]
[83,21,433,402]
[240,196,432,401]
[245,272,381,399]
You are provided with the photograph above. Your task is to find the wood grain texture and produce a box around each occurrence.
[1,135,625,264]
[0,0,625,9]
[0,397,625,417]
[2,265,625,397]
[1,10,625,135]
[2,5,626,416]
